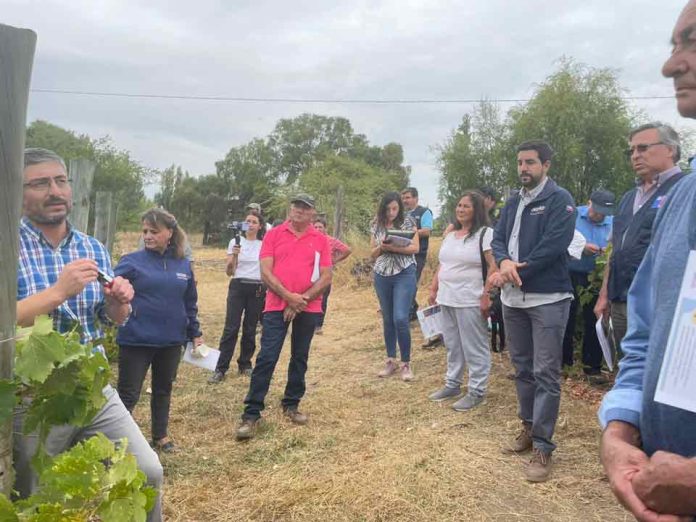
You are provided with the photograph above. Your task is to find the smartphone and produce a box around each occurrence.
[96,269,114,288]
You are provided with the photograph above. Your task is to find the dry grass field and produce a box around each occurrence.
[114,233,629,522]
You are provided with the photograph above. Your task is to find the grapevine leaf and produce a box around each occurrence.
[14,331,65,383]
[0,379,17,424]
[107,453,138,486]
[0,494,18,522]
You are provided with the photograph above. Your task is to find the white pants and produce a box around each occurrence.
[441,305,491,397]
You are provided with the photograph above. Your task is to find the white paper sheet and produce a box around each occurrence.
[183,342,220,371]
[417,305,444,339]
[595,318,613,371]
[311,251,321,283]
[655,250,696,413]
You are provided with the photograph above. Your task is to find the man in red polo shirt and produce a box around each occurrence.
[236,194,333,440]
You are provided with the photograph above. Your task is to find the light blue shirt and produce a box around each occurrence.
[419,209,433,229]
[598,173,696,457]
[568,205,612,274]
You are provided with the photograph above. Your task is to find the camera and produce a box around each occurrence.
[227,221,250,246]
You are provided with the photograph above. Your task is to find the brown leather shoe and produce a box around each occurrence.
[524,448,553,482]
[236,418,259,441]
[502,423,533,454]
[283,409,308,425]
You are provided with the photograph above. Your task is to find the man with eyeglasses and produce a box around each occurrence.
[598,4,696,519]
[594,123,685,352]
[14,148,164,521]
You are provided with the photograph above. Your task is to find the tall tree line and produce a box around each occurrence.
[436,60,690,220]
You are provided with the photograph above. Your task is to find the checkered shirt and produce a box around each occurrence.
[17,217,113,343]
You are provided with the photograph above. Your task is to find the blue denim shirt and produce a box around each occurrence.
[598,173,696,457]
[567,206,612,274]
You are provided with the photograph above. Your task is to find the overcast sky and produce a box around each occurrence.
[3,0,692,214]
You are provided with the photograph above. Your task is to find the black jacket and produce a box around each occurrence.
[608,171,685,302]
[492,178,576,294]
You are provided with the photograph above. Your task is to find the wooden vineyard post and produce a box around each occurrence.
[333,184,345,241]
[68,158,95,233]
[93,191,113,247]
[0,23,37,497]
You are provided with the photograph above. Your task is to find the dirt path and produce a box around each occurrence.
[130,247,628,521]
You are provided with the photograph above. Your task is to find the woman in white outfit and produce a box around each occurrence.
[428,190,498,411]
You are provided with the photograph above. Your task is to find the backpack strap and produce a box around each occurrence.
[479,227,489,284]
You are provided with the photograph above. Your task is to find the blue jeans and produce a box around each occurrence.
[242,311,318,420]
[373,264,417,362]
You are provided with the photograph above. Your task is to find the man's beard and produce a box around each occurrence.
[29,198,70,225]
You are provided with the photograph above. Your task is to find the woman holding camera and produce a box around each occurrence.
[370,192,419,381]
[208,211,266,383]
[115,208,202,453]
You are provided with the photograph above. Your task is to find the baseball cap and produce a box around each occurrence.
[590,190,615,216]
[290,193,315,208]
[246,202,261,212]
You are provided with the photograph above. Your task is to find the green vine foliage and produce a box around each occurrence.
[0,316,156,521]
[577,244,612,306]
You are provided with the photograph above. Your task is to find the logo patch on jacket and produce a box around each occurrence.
[652,195,667,209]
[176,272,189,281]
[530,205,545,215]
[565,205,574,213]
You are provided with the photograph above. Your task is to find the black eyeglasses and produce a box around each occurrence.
[23,176,72,192]
[625,142,664,159]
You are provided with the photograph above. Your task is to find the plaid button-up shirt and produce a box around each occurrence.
[17,217,113,343]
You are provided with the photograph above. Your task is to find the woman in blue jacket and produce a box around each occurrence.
[115,208,202,453]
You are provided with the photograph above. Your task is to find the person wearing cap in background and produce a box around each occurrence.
[247,202,272,232]
[235,193,332,440]
[562,190,614,383]
[594,123,685,354]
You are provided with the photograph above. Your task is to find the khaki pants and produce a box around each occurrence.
[610,301,628,359]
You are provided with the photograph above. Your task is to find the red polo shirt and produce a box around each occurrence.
[260,221,332,313]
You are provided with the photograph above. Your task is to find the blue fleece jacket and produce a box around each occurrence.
[599,173,696,457]
[114,248,202,347]
[492,178,576,294]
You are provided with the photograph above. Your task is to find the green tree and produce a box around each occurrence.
[25,121,150,230]
[154,165,185,210]
[299,155,404,234]
[436,103,510,220]
[508,59,635,202]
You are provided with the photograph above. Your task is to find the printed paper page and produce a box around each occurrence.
[655,250,696,413]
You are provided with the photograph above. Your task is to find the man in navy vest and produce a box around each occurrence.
[598,4,696,518]
[491,140,576,483]
[594,123,685,353]
[401,187,433,321]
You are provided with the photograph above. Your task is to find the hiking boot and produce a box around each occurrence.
[400,363,414,382]
[283,408,308,425]
[378,359,398,378]
[524,448,553,482]
[428,386,461,402]
[452,394,484,411]
[502,423,533,454]
[208,370,225,384]
[236,418,259,440]
[238,368,253,377]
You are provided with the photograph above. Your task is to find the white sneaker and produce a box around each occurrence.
[401,363,413,382]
